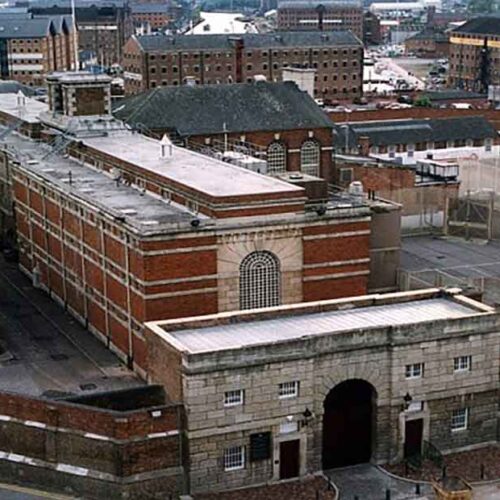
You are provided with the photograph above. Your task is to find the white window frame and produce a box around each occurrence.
[239,251,281,310]
[223,445,245,471]
[278,380,299,399]
[454,355,471,372]
[388,145,396,158]
[405,363,424,379]
[451,408,469,432]
[339,167,353,184]
[266,142,287,175]
[485,138,493,152]
[224,389,244,407]
[300,140,320,177]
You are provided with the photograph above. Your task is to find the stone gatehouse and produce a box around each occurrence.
[145,288,500,494]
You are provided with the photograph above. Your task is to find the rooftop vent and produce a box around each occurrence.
[120,208,138,215]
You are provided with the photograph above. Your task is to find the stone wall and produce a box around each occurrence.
[158,295,500,493]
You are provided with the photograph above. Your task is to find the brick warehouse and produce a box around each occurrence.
[0,72,400,378]
[145,288,500,494]
[277,0,363,39]
[122,31,364,102]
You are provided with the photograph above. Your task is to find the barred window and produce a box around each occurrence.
[279,381,299,399]
[267,142,286,174]
[223,445,245,471]
[239,251,280,310]
[300,140,320,176]
[451,408,468,432]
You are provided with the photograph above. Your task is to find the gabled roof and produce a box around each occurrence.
[334,116,498,148]
[0,80,36,97]
[406,28,448,42]
[278,0,362,8]
[452,16,500,36]
[134,30,362,51]
[131,4,171,14]
[0,17,55,38]
[113,81,335,136]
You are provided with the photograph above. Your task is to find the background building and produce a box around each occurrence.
[276,0,363,39]
[122,31,364,102]
[0,16,77,86]
[113,81,336,180]
[404,28,449,57]
[130,3,172,31]
[26,0,132,66]
[448,17,500,92]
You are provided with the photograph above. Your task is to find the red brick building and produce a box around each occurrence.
[0,72,399,379]
[122,31,364,102]
[0,16,77,86]
[277,0,363,39]
[404,29,449,58]
[130,3,171,31]
[114,81,336,180]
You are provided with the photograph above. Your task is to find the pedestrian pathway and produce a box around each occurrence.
[326,464,433,500]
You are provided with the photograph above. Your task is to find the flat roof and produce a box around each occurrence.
[0,92,48,124]
[1,127,197,231]
[152,292,489,354]
[84,132,303,198]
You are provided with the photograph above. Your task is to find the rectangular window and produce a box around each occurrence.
[279,381,299,399]
[339,167,353,183]
[223,445,245,471]
[454,356,471,372]
[224,389,244,407]
[405,363,424,379]
[451,408,469,431]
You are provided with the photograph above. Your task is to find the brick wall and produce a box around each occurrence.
[0,390,186,498]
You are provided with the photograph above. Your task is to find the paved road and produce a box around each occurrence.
[326,464,433,500]
[0,259,142,397]
[0,483,73,499]
[473,482,500,500]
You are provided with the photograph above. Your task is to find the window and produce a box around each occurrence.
[405,363,424,379]
[240,251,280,310]
[451,408,469,432]
[266,142,286,174]
[339,167,353,184]
[224,389,244,407]
[300,140,320,176]
[454,356,471,372]
[223,445,245,471]
[279,381,299,399]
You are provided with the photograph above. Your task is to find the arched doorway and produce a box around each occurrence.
[322,379,376,469]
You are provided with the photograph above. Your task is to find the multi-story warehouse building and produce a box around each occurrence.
[145,288,500,493]
[130,3,171,31]
[122,31,364,102]
[27,0,132,66]
[448,17,500,92]
[0,16,77,86]
[277,0,363,39]
[0,72,398,378]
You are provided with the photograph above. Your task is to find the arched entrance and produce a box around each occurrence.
[322,379,376,469]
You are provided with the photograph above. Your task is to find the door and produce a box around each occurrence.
[404,419,423,459]
[279,439,300,479]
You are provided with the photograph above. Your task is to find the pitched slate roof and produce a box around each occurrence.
[0,80,36,96]
[134,30,362,52]
[113,81,335,136]
[0,17,55,38]
[453,16,500,36]
[278,0,362,8]
[406,28,448,42]
[334,117,498,148]
[131,4,171,13]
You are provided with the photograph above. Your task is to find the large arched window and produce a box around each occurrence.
[239,251,281,310]
[267,142,286,175]
[300,140,320,177]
